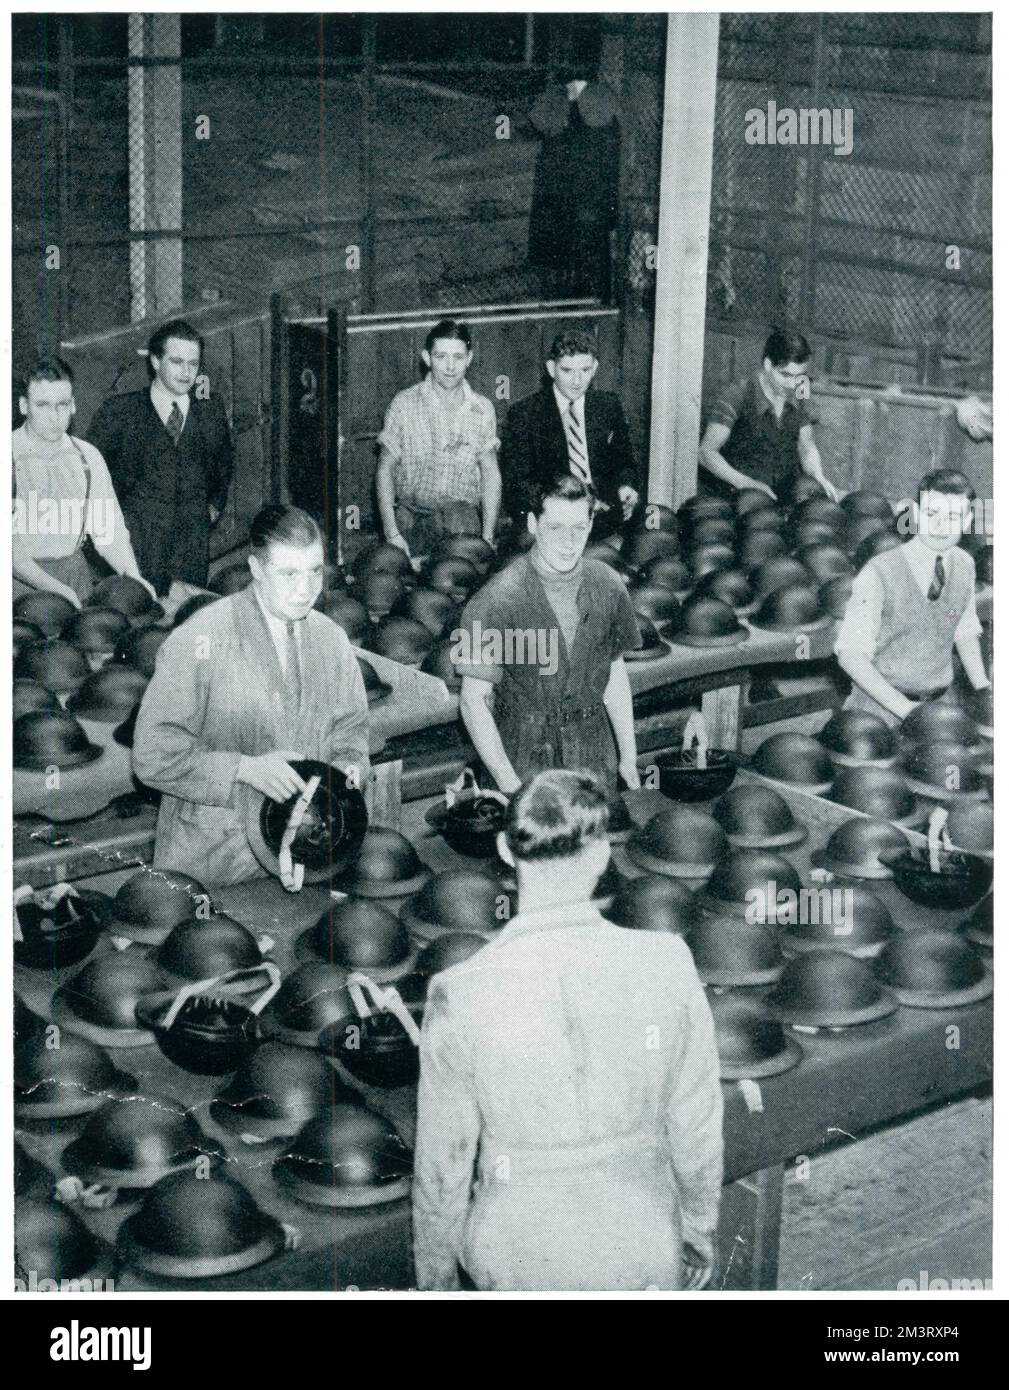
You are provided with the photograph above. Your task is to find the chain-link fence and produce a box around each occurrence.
[709,12,992,377]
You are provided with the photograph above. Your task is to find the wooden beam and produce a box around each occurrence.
[127,14,182,321]
[647,14,720,508]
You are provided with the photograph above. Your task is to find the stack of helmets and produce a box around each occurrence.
[750,556,815,605]
[736,528,787,569]
[427,556,481,606]
[704,847,802,923]
[14,591,78,638]
[211,1042,356,1140]
[737,502,786,536]
[735,488,776,519]
[436,535,496,577]
[118,1170,284,1278]
[797,544,853,584]
[15,1030,136,1121]
[624,612,669,661]
[335,826,429,898]
[792,496,846,532]
[687,541,736,584]
[89,575,164,624]
[62,606,131,659]
[356,541,414,584]
[689,517,736,549]
[247,758,369,886]
[706,993,802,1080]
[259,962,355,1048]
[751,579,828,633]
[873,929,991,1008]
[209,563,253,597]
[67,666,149,724]
[61,1091,216,1188]
[320,593,372,645]
[112,624,170,679]
[711,784,807,850]
[853,529,903,570]
[963,895,992,951]
[686,912,785,986]
[52,952,168,1047]
[696,566,756,614]
[14,638,90,694]
[623,528,681,572]
[359,571,405,621]
[16,1198,102,1282]
[779,884,896,959]
[603,874,701,936]
[400,867,514,941]
[298,897,415,981]
[751,731,833,793]
[811,817,911,880]
[14,885,110,970]
[677,496,734,528]
[629,583,682,634]
[14,709,102,771]
[627,804,728,879]
[369,616,435,668]
[395,586,459,639]
[793,519,841,550]
[274,1104,412,1208]
[830,765,919,827]
[901,741,988,804]
[768,950,897,1028]
[106,868,214,947]
[155,914,267,990]
[357,655,393,706]
[818,709,898,769]
[670,594,747,648]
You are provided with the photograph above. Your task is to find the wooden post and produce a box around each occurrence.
[647,14,720,509]
[359,19,378,314]
[127,13,182,322]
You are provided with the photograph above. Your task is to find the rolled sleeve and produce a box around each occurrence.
[376,393,407,461]
[834,565,884,659]
[608,577,644,658]
[706,379,747,432]
[954,588,983,644]
[475,398,501,455]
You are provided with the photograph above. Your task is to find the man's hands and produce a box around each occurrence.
[386,530,412,559]
[619,756,641,791]
[816,475,842,503]
[236,751,306,802]
[681,1237,715,1290]
[55,582,83,609]
[743,479,777,501]
[618,485,640,521]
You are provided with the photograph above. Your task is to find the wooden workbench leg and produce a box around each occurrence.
[701,681,745,751]
[716,1165,785,1290]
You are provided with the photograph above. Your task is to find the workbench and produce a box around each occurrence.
[14,774,992,1291]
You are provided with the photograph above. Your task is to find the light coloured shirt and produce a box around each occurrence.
[553,385,592,481]
[835,536,982,658]
[378,376,499,509]
[252,584,302,675]
[150,379,191,428]
[12,425,137,570]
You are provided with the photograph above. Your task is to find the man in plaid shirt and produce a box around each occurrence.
[376,319,501,561]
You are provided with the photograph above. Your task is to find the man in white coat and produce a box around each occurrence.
[412,768,723,1291]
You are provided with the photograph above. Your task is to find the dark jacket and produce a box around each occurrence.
[500,386,638,537]
[87,389,233,593]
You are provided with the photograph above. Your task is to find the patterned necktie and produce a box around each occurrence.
[285,621,302,706]
[564,402,591,486]
[926,555,945,602]
[166,401,184,445]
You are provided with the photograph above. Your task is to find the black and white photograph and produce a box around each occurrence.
[6,4,997,1321]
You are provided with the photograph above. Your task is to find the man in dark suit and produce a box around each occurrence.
[87,318,233,594]
[500,331,639,541]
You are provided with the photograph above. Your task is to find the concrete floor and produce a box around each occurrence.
[777,1093,992,1291]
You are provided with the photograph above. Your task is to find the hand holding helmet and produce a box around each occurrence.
[237,750,306,802]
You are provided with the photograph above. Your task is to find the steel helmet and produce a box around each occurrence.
[274,1104,412,1208]
[796,544,853,584]
[360,570,405,620]
[900,702,980,750]
[62,605,131,655]
[246,758,369,886]
[14,884,110,970]
[426,556,481,605]
[627,804,728,879]
[696,566,756,612]
[155,913,266,986]
[810,817,910,880]
[113,623,170,678]
[334,826,430,898]
[853,529,903,570]
[768,950,897,1028]
[842,512,888,557]
[400,867,514,940]
[320,998,423,1090]
[173,592,220,628]
[820,574,854,620]
[883,846,992,912]
[320,592,372,644]
[16,1198,102,1281]
[671,594,747,648]
[211,1041,357,1140]
[259,962,356,1048]
[89,574,165,622]
[642,555,691,592]
[793,496,846,531]
[793,519,842,550]
[61,1090,216,1187]
[13,709,102,771]
[357,655,393,706]
[737,504,785,535]
[735,488,775,519]
[752,731,833,790]
[736,529,787,569]
[15,1031,136,1121]
[677,496,733,526]
[830,765,918,825]
[67,665,149,723]
[368,616,435,667]
[704,847,802,921]
[623,529,681,570]
[209,563,253,596]
[818,709,898,768]
[298,897,413,979]
[628,584,682,631]
[138,988,265,1077]
[417,932,488,978]
[945,801,993,855]
[688,517,736,549]
[750,556,814,602]
[779,884,896,959]
[650,747,739,803]
[107,868,215,946]
[687,541,736,583]
[356,541,415,583]
[425,794,510,858]
[902,741,987,802]
[963,895,992,951]
[625,612,669,660]
[751,581,828,633]
[873,929,991,1009]
[711,784,807,850]
[686,913,785,986]
[842,490,893,523]
[119,1169,284,1278]
[435,535,496,576]
[51,951,168,1047]
[395,586,459,638]
[783,473,827,506]
[13,617,46,660]
[14,638,90,693]
[14,590,77,638]
[603,873,700,935]
[707,993,802,1081]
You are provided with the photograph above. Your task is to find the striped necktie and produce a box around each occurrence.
[926,555,945,602]
[564,402,591,486]
[166,401,184,445]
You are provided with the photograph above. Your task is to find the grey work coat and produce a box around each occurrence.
[412,901,724,1291]
[132,585,370,885]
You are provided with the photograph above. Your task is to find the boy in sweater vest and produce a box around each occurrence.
[835,469,991,726]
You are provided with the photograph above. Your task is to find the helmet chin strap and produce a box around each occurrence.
[278,773,321,892]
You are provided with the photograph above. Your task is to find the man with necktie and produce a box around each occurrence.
[500,331,639,541]
[834,469,991,725]
[87,318,233,594]
[132,505,370,885]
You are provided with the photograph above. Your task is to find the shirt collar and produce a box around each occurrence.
[12,423,75,460]
[752,374,796,417]
[900,535,947,586]
[553,385,583,422]
[422,374,474,408]
[500,899,610,939]
[150,378,190,423]
[252,583,299,643]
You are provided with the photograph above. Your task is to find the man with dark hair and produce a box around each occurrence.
[500,330,638,538]
[413,766,724,1291]
[376,318,501,560]
[700,327,840,500]
[133,504,369,883]
[456,472,641,795]
[835,469,990,724]
[87,317,233,594]
[13,356,152,604]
